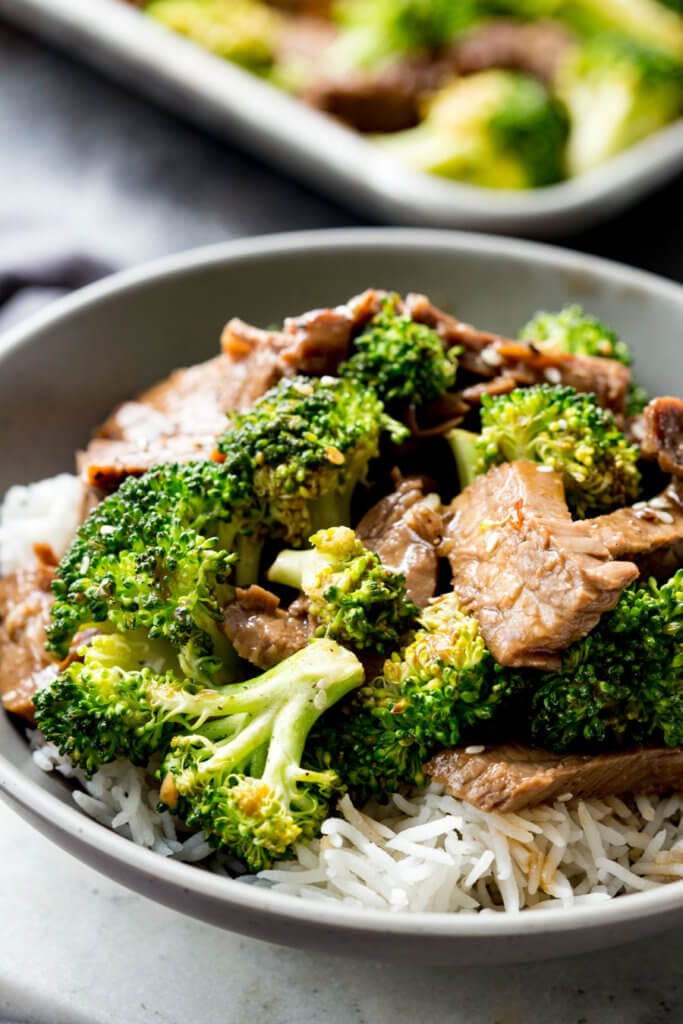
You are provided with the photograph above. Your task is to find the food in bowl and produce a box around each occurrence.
[134,0,683,187]
[1,286,682,914]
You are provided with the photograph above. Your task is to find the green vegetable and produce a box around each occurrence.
[331,0,480,69]
[557,0,683,60]
[557,35,683,176]
[160,639,364,870]
[376,70,569,189]
[46,461,260,684]
[312,592,522,802]
[267,526,419,653]
[36,634,364,870]
[339,295,457,408]
[217,375,408,545]
[145,0,283,71]
[519,304,649,416]
[530,570,683,750]
[476,384,641,517]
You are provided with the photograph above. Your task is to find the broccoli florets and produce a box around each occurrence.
[145,0,284,71]
[216,375,408,545]
[476,385,641,517]
[339,296,457,408]
[36,633,364,869]
[331,0,480,70]
[530,571,683,751]
[557,35,683,176]
[519,305,649,416]
[376,70,569,188]
[312,592,521,802]
[267,526,419,653]
[46,461,264,684]
[158,639,364,870]
[34,631,190,775]
[520,305,632,364]
[558,0,683,60]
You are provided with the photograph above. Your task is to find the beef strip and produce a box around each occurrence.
[305,58,450,133]
[444,461,639,669]
[446,464,683,669]
[78,351,279,492]
[356,477,443,608]
[405,293,631,414]
[221,585,314,669]
[425,744,683,813]
[80,290,384,493]
[0,563,58,723]
[451,19,574,84]
[640,396,683,477]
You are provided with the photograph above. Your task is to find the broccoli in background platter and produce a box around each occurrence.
[375,70,569,189]
[556,34,683,177]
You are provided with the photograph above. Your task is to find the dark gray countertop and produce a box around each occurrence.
[1,21,681,280]
[1,18,682,1024]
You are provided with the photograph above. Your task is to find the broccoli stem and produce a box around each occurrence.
[446,428,481,492]
[267,548,319,591]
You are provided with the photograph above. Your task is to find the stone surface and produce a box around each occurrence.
[0,17,682,1022]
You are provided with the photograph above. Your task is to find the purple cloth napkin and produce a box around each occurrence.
[0,220,112,332]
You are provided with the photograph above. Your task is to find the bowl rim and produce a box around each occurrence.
[1,226,682,940]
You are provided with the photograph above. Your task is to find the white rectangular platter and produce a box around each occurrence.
[2,0,683,237]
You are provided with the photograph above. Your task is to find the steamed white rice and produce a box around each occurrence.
[6,476,683,912]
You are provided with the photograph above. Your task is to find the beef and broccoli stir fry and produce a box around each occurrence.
[1,288,681,876]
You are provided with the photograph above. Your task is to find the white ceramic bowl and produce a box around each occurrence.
[0,229,681,964]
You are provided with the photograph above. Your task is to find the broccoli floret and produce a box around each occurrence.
[476,385,641,517]
[558,0,683,60]
[520,305,632,364]
[519,305,649,416]
[158,639,364,870]
[34,631,190,776]
[331,0,480,70]
[339,295,457,408]
[217,375,408,545]
[267,526,419,653]
[557,35,683,176]
[376,70,569,188]
[145,0,284,71]
[530,570,683,751]
[312,593,521,802]
[47,461,261,684]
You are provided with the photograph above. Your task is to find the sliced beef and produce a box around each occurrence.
[451,19,574,84]
[444,461,639,669]
[305,59,449,133]
[587,480,683,561]
[0,563,58,723]
[78,352,278,493]
[221,585,314,669]
[405,293,631,414]
[425,744,683,813]
[640,396,683,477]
[223,288,383,378]
[446,465,683,669]
[356,477,443,608]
